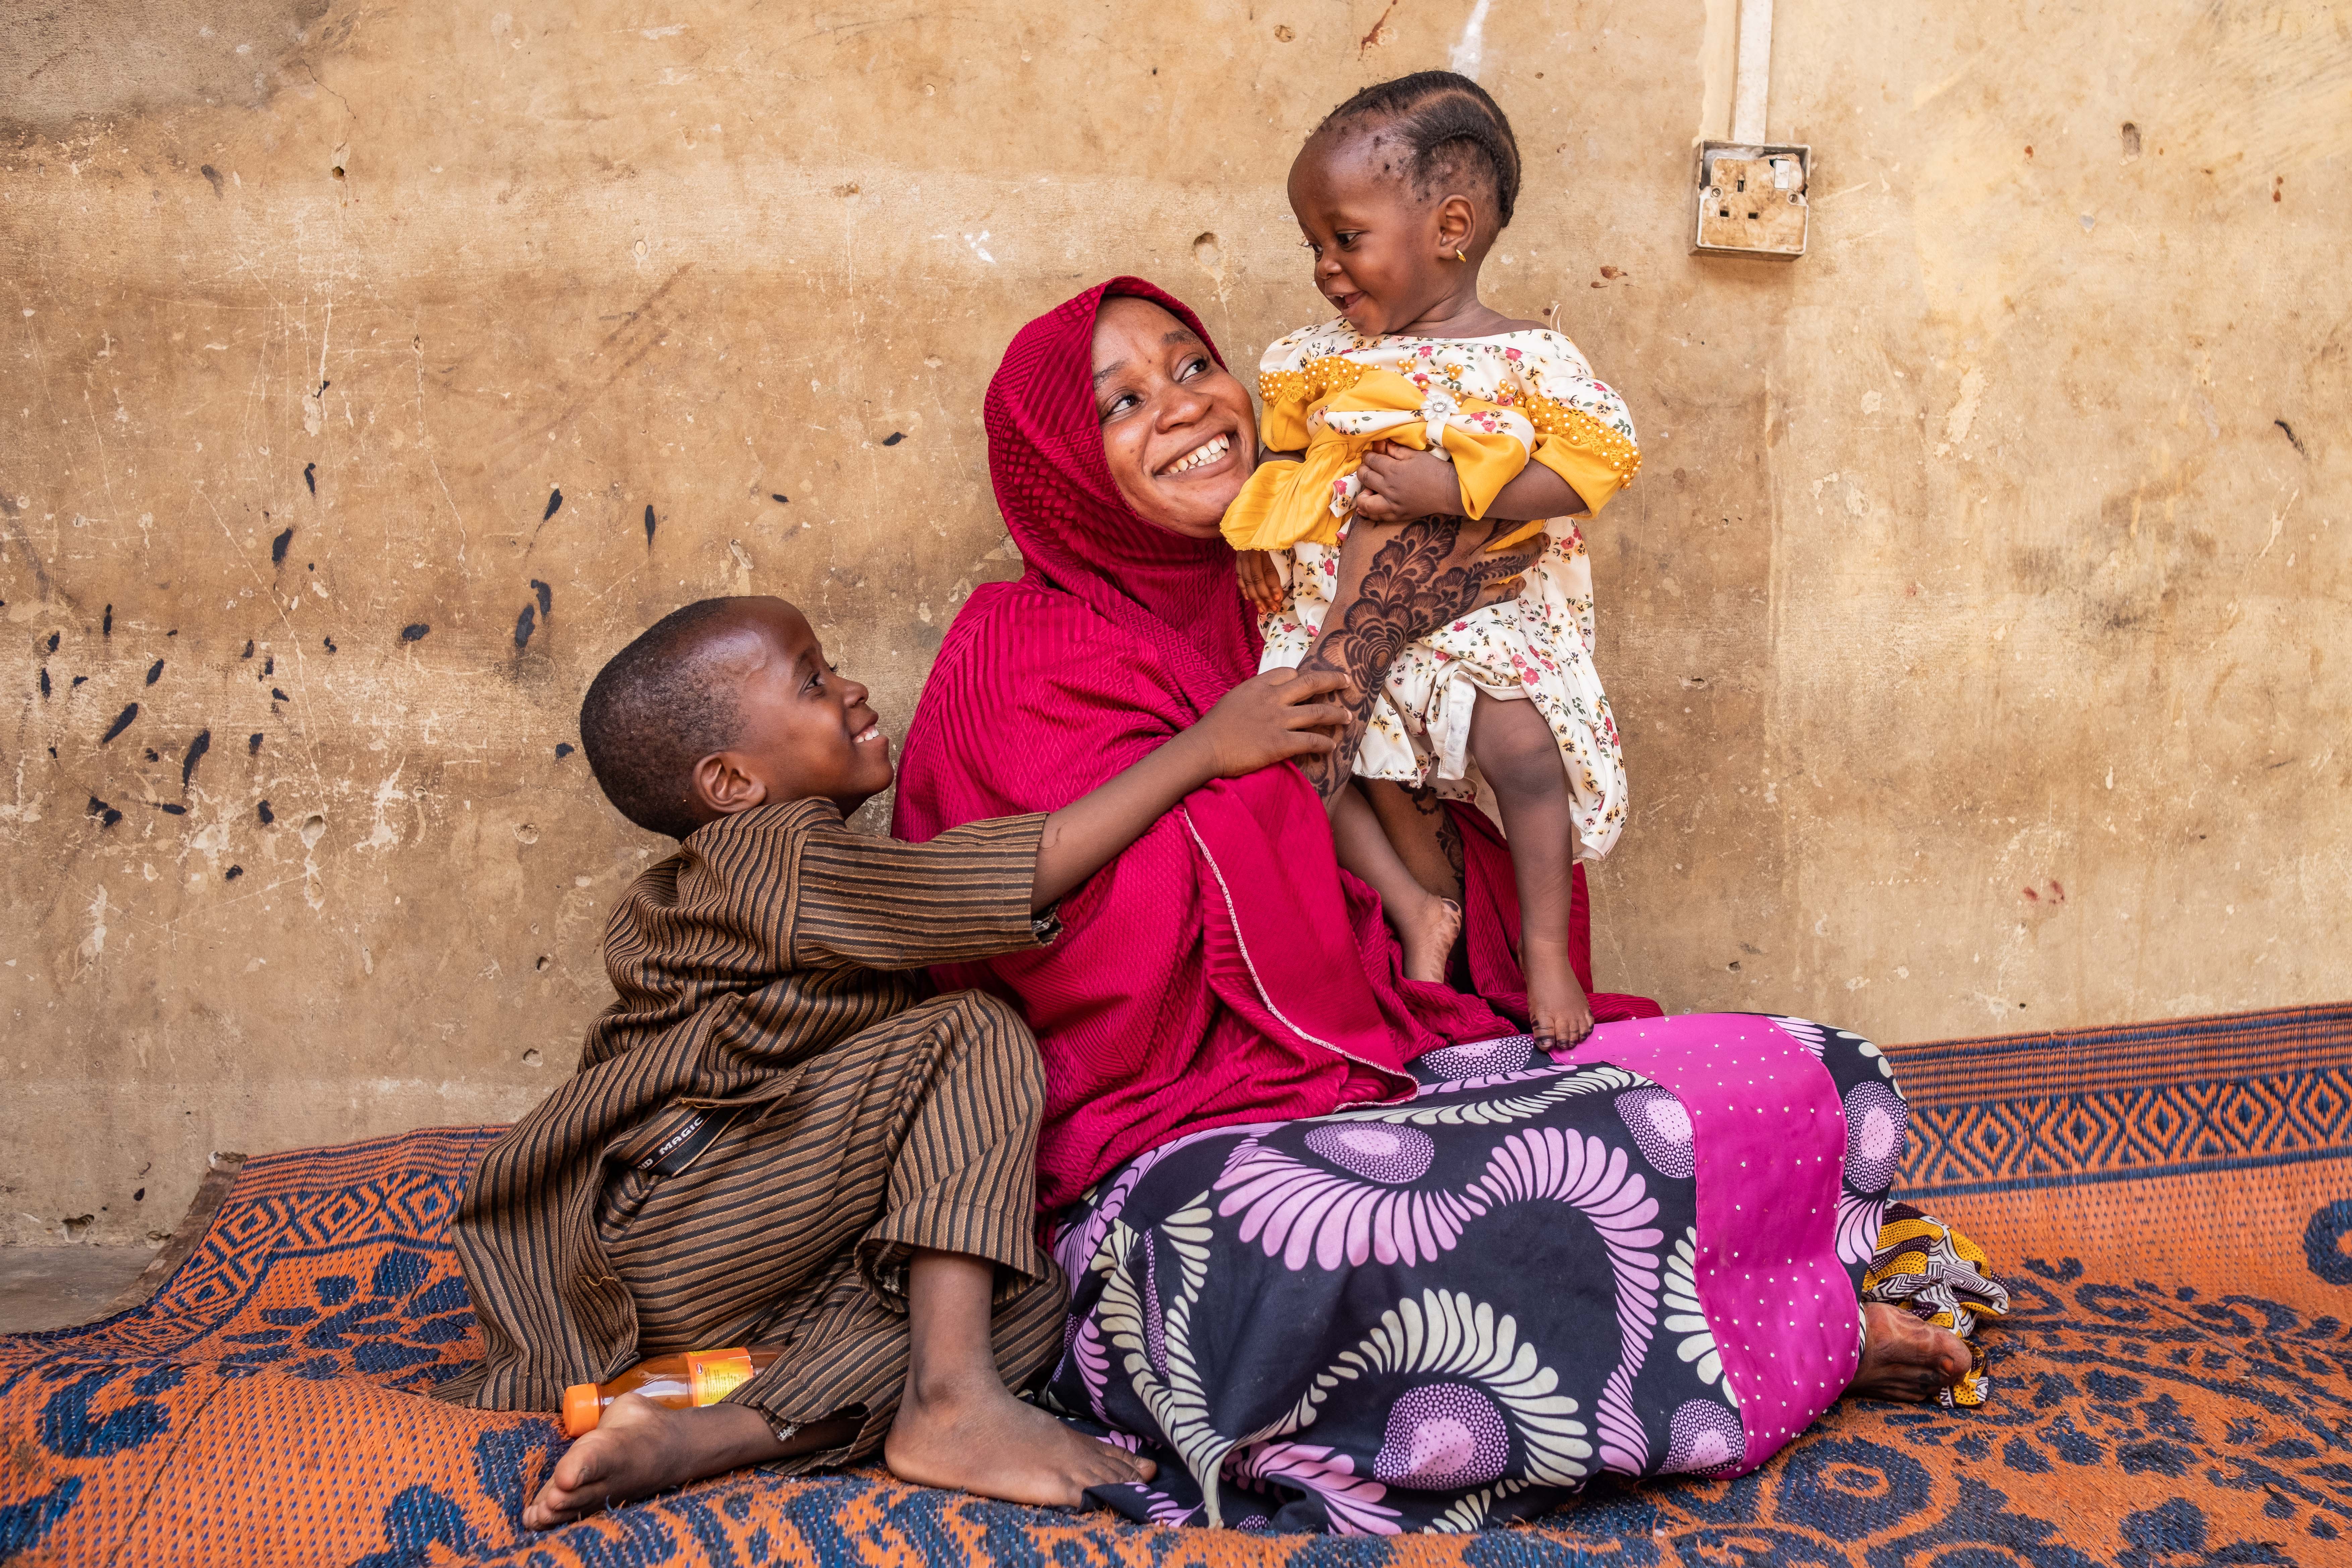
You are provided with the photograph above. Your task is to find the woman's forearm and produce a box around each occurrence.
[1294,518,1541,799]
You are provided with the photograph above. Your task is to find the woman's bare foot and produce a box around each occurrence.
[1395,893,1462,983]
[1523,938,1594,1045]
[1851,1302,1972,1402]
[524,1393,848,1530]
[884,1370,1156,1507]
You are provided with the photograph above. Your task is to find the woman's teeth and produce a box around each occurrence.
[1167,434,1231,474]
[853,724,883,745]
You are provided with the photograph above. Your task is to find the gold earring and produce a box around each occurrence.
[1454,248,1467,262]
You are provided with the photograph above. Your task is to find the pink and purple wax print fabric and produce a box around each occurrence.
[1040,1014,1902,1534]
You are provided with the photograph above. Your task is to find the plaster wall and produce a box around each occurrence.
[3,0,2346,1245]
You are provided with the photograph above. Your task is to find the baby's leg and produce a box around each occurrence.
[1359,780,1464,904]
[1332,783,1462,983]
[1467,692,1593,1045]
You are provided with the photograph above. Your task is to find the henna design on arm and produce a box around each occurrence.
[1294,517,1539,800]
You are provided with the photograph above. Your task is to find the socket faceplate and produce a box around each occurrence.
[1693,142,1811,260]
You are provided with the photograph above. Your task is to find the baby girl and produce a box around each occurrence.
[1230,71,1639,1044]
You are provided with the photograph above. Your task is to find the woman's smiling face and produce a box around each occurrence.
[1091,296,1256,539]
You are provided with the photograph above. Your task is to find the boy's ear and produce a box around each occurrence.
[689,751,770,818]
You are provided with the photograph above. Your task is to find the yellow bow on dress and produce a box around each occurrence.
[1222,367,1547,554]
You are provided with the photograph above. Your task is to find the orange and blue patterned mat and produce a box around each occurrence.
[6,1002,2351,1565]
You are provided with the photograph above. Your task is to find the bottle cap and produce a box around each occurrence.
[561,1382,601,1438]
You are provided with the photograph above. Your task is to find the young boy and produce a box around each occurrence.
[451,595,1344,1525]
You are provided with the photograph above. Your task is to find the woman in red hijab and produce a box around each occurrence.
[893,279,1654,1213]
[890,282,1980,1533]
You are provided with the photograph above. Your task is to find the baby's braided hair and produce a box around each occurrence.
[1318,70,1523,231]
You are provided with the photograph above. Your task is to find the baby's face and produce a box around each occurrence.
[690,599,895,819]
[1288,130,1452,338]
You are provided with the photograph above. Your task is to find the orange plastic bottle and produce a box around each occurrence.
[561,1346,782,1438]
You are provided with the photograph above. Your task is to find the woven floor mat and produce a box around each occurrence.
[6,1003,2349,1565]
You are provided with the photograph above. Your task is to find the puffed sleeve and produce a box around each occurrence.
[1253,323,1331,454]
[1509,332,1642,518]
[789,811,1053,972]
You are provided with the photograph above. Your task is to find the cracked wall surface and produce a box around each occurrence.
[3,0,2346,1244]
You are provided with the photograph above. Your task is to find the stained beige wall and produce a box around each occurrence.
[4,0,2345,1245]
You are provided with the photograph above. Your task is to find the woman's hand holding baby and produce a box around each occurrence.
[1353,439,1586,524]
[1353,440,1468,523]
[1186,669,1349,778]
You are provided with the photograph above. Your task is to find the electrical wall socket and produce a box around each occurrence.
[1692,142,1811,260]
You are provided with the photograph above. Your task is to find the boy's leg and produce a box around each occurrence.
[1330,782,1461,982]
[1467,692,1593,1045]
[883,1248,1156,1504]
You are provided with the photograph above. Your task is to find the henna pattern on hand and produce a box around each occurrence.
[1295,517,1540,799]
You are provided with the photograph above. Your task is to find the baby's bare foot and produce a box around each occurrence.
[1523,940,1593,1045]
[1851,1302,1972,1402]
[1396,894,1462,983]
[884,1372,1154,1508]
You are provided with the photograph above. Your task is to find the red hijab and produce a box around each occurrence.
[893,279,1632,1211]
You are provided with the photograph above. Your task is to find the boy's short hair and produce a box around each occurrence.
[579,597,750,838]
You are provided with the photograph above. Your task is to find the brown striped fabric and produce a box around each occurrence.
[451,798,1066,1464]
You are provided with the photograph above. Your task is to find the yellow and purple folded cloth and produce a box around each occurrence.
[1221,357,1640,556]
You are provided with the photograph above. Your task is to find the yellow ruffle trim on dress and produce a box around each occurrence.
[1230,359,1643,555]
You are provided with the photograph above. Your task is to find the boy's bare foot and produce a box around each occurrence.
[1851,1302,1972,1402]
[1523,938,1594,1045]
[884,1370,1156,1507]
[1395,893,1463,983]
[525,1392,838,1530]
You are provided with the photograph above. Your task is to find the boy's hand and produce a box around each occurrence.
[1236,550,1287,616]
[1188,669,1348,779]
[1354,439,1468,524]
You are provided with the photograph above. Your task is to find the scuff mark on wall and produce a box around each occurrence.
[1448,0,1493,80]
[1940,367,1986,448]
[75,886,111,971]
[359,768,408,854]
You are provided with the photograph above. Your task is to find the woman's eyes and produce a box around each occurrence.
[1100,355,1210,420]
